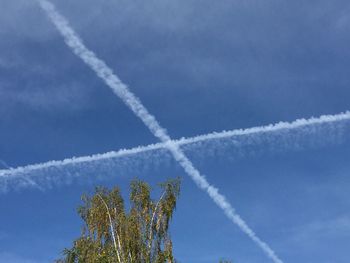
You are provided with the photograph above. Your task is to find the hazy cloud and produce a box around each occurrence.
[288,215,350,245]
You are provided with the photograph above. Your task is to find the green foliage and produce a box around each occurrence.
[57,178,181,263]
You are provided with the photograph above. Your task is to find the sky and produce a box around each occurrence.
[0,0,350,262]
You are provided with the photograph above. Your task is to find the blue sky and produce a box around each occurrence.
[1,0,350,262]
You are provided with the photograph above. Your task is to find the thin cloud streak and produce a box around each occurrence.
[1,110,349,178]
[177,111,350,145]
[0,144,163,178]
[34,1,284,262]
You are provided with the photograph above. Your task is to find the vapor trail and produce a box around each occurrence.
[0,144,164,178]
[1,110,349,178]
[177,111,350,145]
[35,0,284,262]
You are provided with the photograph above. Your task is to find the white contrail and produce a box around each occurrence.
[1,110,349,178]
[35,0,284,262]
[177,111,350,145]
[0,143,164,178]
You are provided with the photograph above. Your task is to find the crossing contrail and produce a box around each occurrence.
[0,144,164,178]
[34,0,284,262]
[177,111,350,145]
[1,110,349,178]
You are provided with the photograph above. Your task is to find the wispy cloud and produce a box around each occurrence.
[284,214,350,255]
[294,215,350,240]
[2,84,93,112]
[0,160,11,169]
[0,70,94,115]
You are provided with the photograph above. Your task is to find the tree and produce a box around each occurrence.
[57,178,181,263]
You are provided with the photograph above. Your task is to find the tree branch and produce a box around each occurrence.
[97,194,122,263]
[148,190,166,260]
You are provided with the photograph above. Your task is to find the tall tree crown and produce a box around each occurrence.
[57,178,181,263]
